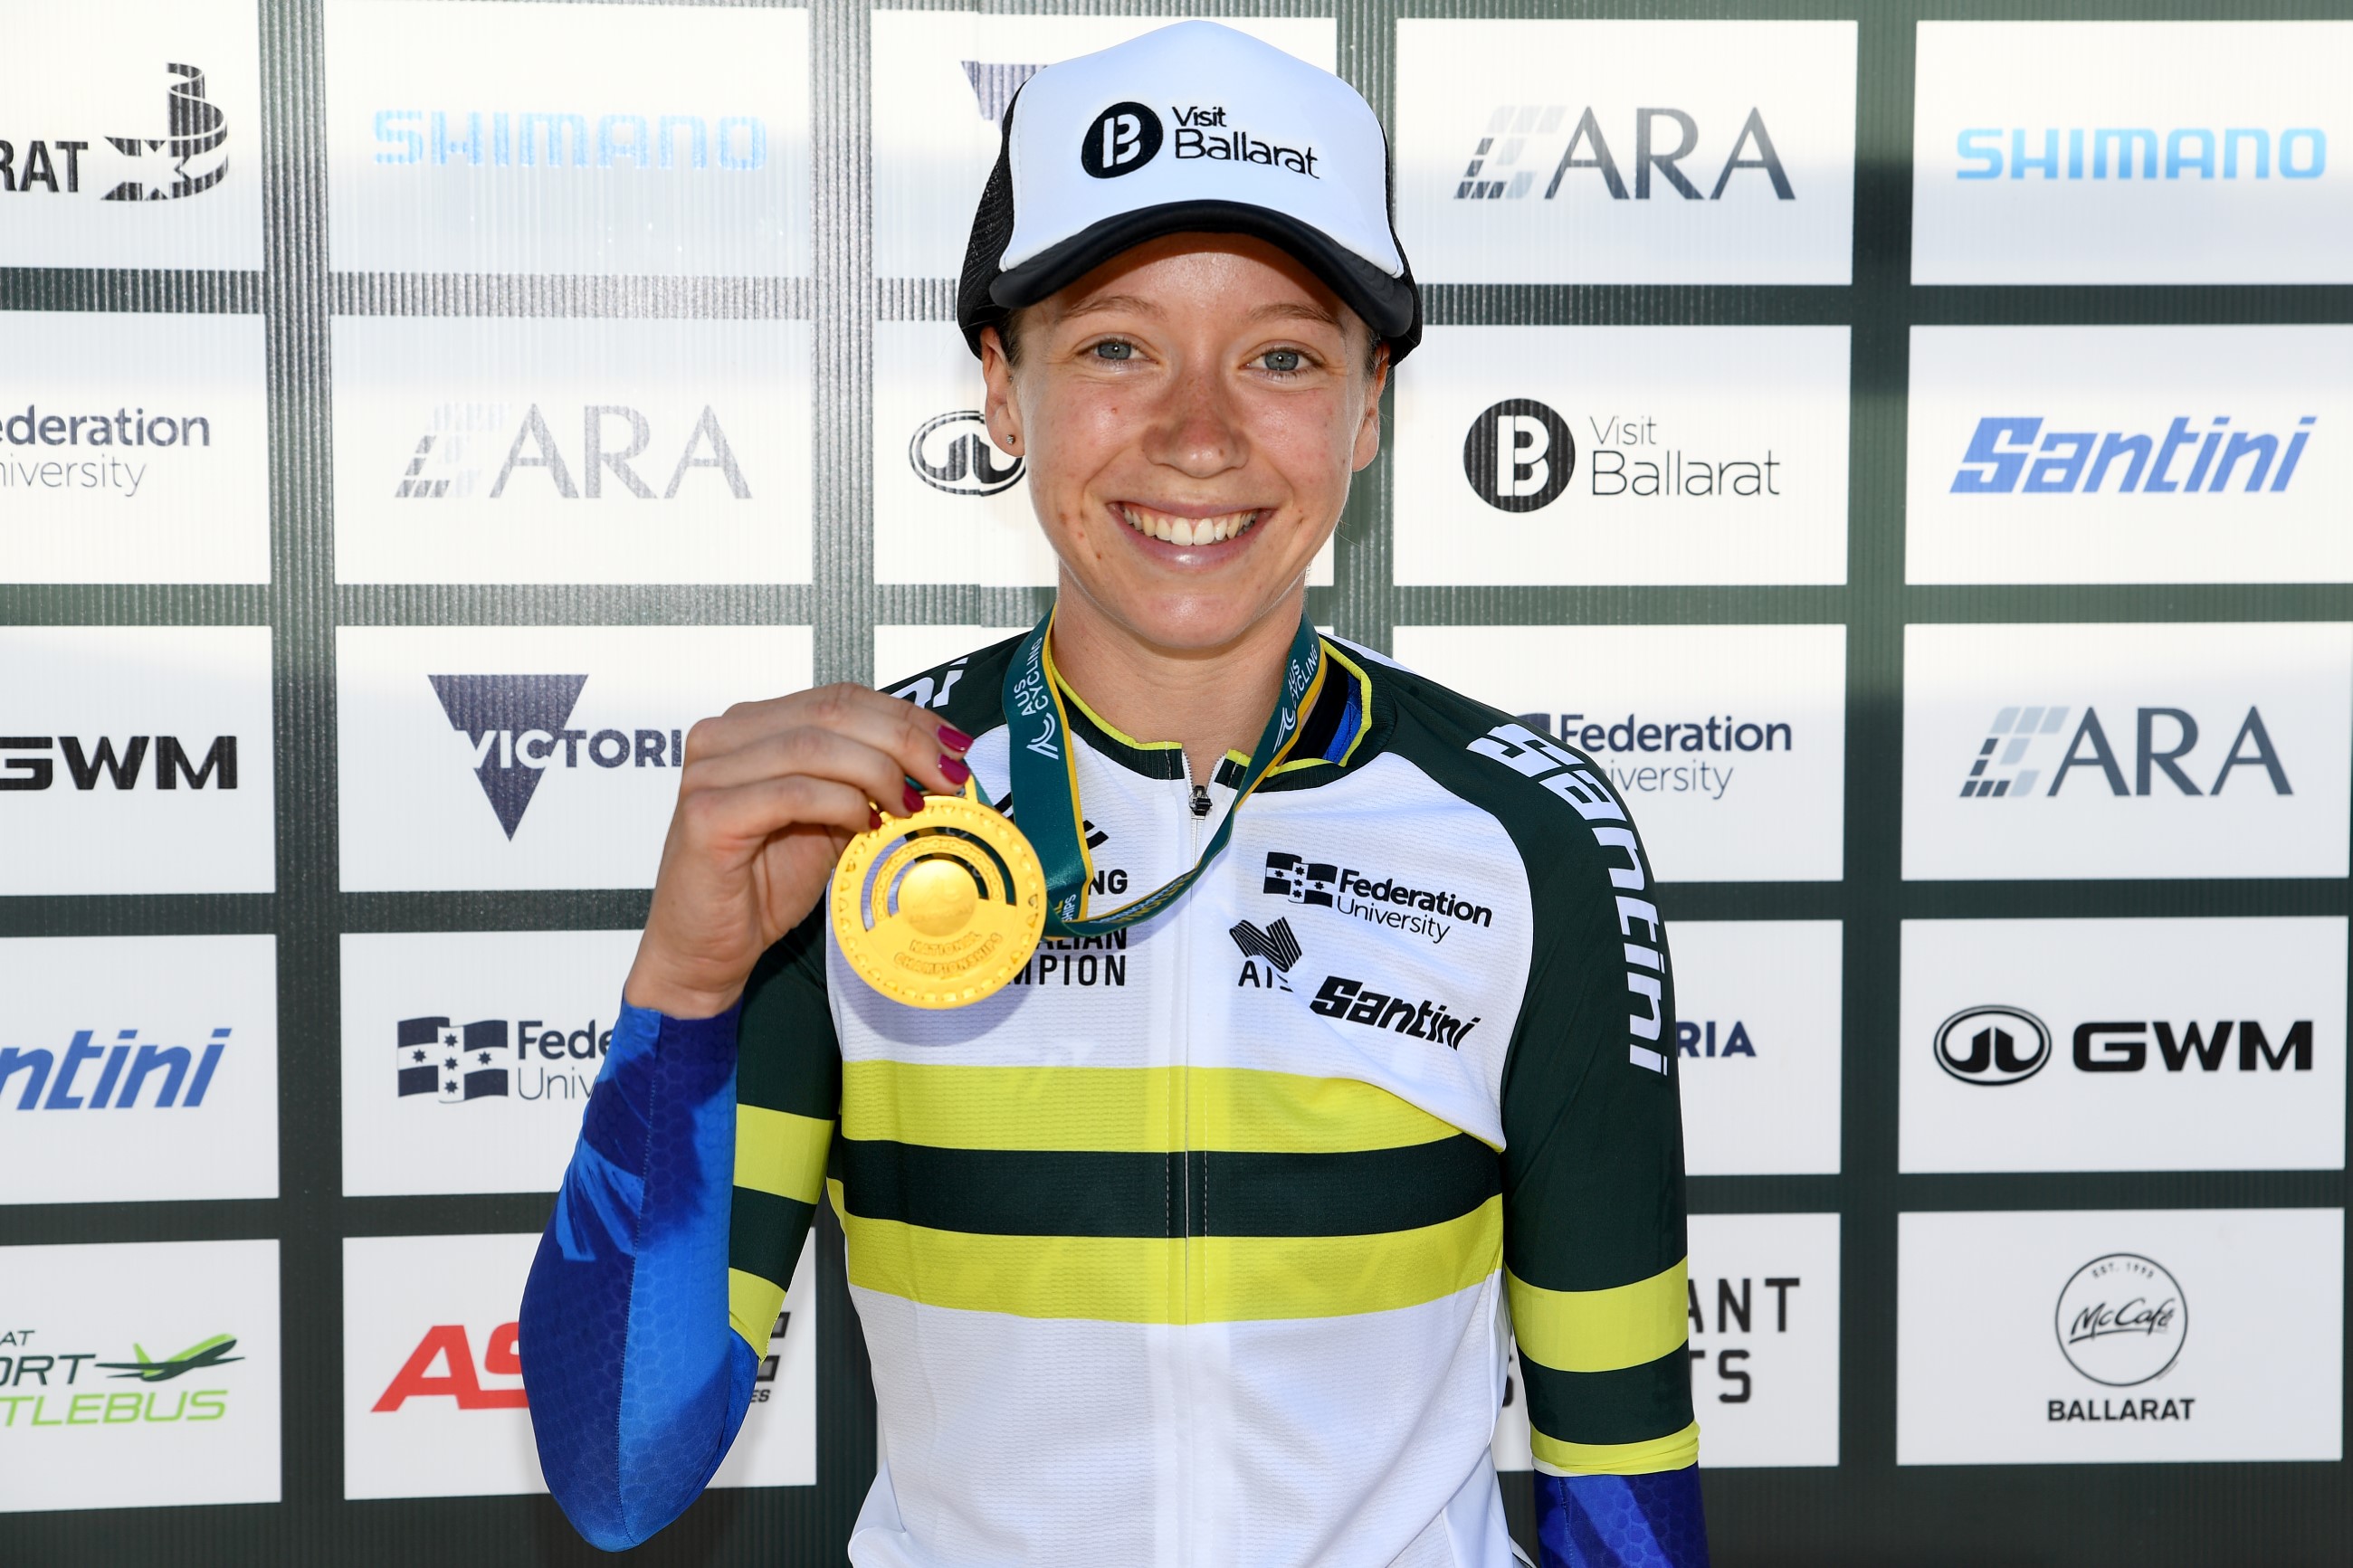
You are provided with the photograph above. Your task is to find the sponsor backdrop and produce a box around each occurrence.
[0,2,2345,1564]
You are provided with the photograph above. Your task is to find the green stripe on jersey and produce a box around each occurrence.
[1518,1343,1697,1451]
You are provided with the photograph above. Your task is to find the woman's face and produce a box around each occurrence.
[979,233,1386,655]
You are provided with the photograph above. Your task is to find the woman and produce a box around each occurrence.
[521,23,1708,1568]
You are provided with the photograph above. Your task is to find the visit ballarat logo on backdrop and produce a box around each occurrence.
[320,0,811,277]
[0,627,274,897]
[1913,21,2353,284]
[0,1240,281,1513]
[334,625,810,891]
[330,318,813,587]
[1906,326,2353,584]
[1897,1209,2343,1465]
[1900,622,2353,881]
[0,936,278,1205]
[340,929,642,1198]
[1394,19,1855,283]
[1899,917,2345,1175]
[342,1232,815,1499]
[0,314,269,584]
[0,0,262,269]
[1392,327,1848,587]
[1392,623,1847,883]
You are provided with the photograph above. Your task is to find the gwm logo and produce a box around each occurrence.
[1453,105,1793,204]
[1935,1004,2053,1085]
[909,411,1023,497]
[1958,704,2290,800]
[1463,398,1575,511]
[1081,101,1162,177]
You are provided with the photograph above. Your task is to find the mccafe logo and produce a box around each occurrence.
[2054,1253,2186,1388]
[909,411,1023,497]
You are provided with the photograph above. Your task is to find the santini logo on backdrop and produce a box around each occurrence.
[1464,399,1784,512]
[1958,704,2289,800]
[373,109,767,171]
[1955,126,2325,183]
[0,62,228,202]
[1453,105,1792,203]
[1,1028,231,1111]
[394,405,750,503]
[1950,416,2315,496]
[427,674,681,840]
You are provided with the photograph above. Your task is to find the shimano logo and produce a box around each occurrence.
[373,109,767,172]
[1453,104,1791,203]
[1957,126,2325,183]
[1958,704,2289,800]
[1951,415,2314,496]
[1262,851,1491,946]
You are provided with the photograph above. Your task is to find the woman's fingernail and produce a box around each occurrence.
[940,754,972,785]
[869,807,882,830]
[903,784,926,813]
[938,724,975,753]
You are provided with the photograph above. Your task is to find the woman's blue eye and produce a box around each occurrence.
[1262,348,1303,373]
[1092,340,1134,361]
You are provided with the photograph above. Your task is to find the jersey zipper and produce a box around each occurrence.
[1175,753,1201,1568]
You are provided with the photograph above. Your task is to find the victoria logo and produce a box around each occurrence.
[1934,1004,2052,1085]
[1463,399,1575,511]
[1081,101,1162,178]
[909,411,1023,496]
[2055,1253,2186,1388]
[428,674,684,840]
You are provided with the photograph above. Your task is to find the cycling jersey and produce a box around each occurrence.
[522,633,1702,1567]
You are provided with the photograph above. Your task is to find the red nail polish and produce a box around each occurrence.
[869,807,882,830]
[938,723,975,753]
[940,754,972,786]
[903,784,926,813]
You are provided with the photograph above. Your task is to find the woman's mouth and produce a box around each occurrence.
[1115,502,1262,546]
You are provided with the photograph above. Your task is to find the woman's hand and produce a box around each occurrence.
[623,683,973,1018]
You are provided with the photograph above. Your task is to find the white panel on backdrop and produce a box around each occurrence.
[332,318,813,585]
[1898,1209,2344,1465]
[1907,327,2353,585]
[1902,622,2353,881]
[872,320,1333,587]
[322,1,811,277]
[1900,917,2347,1174]
[0,936,278,1204]
[0,2,262,270]
[1913,23,2353,285]
[1395,21,1855,285]
[1674,922,1842,1177]
[0,627,274,895]
[1392,624,1847,882]
[1494,1213,1839,1472]
[341,930,640,1197]
[0,1240,281,1511]
[336,625,812,891]
[0,313,269,584]
[1393,327,1849,585]
[343,1231,817,1499]
[869,12,1334,280]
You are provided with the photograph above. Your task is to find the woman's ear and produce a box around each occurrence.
[979,326,1024,455]
[1351,339,1389,473]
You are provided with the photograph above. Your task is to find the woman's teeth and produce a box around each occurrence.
[1118,504,1259,546]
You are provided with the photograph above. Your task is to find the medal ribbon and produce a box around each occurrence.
[1004,610,1328,939]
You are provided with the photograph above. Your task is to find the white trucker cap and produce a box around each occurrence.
[957,21,1421,361]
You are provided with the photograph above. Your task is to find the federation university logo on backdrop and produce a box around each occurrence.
[395,1017,509,1104]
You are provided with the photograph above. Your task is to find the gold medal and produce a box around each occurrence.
[830,779,1047,1009]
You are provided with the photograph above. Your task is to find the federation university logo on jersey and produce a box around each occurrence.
[1262,851,1336,906]
[395,1017,509,1104]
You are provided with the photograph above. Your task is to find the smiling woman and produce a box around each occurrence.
[521,21,1709,1568]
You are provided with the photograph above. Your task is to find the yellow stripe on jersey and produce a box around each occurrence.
[840,1193,1502,1324]
[1530,1420,1700,1477]
[734,1104,832,1204]
[841,1060,1469,1155]
[728,1266,787,1355]
[1508,1258,1690,1373]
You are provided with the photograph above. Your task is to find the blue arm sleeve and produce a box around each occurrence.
[520,1000,756,1552]
[1537,1468,1711,1568]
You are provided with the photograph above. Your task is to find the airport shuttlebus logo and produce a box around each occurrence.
[0,1327,245,1430]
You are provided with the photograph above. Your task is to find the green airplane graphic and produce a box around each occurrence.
[95,1334,243,1383]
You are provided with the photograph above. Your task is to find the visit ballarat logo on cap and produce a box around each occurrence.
[1081,101,1161,176]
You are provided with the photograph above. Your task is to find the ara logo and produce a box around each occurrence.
[0,62,230,202]
[1957,126,2325,184]
[909,411,1023,497]
[0,734,236,792]
[1453,105,1792,203]
[1,1027,231,1111]
[427,673,683,839]
[1935,1004,2053,1085]
[959,61,1043,125]
[1958,704,2291,800]
[372,109,768,173]
[0,1329,240,1429]
[1677,1019,1758,1059]
[2054,1253,2186,1390]
[1230,916,1303,992]
[1950,415,2314,497]
[393,404,750,502]
[1081,100,1163,177]
[1464,398,1575,511]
